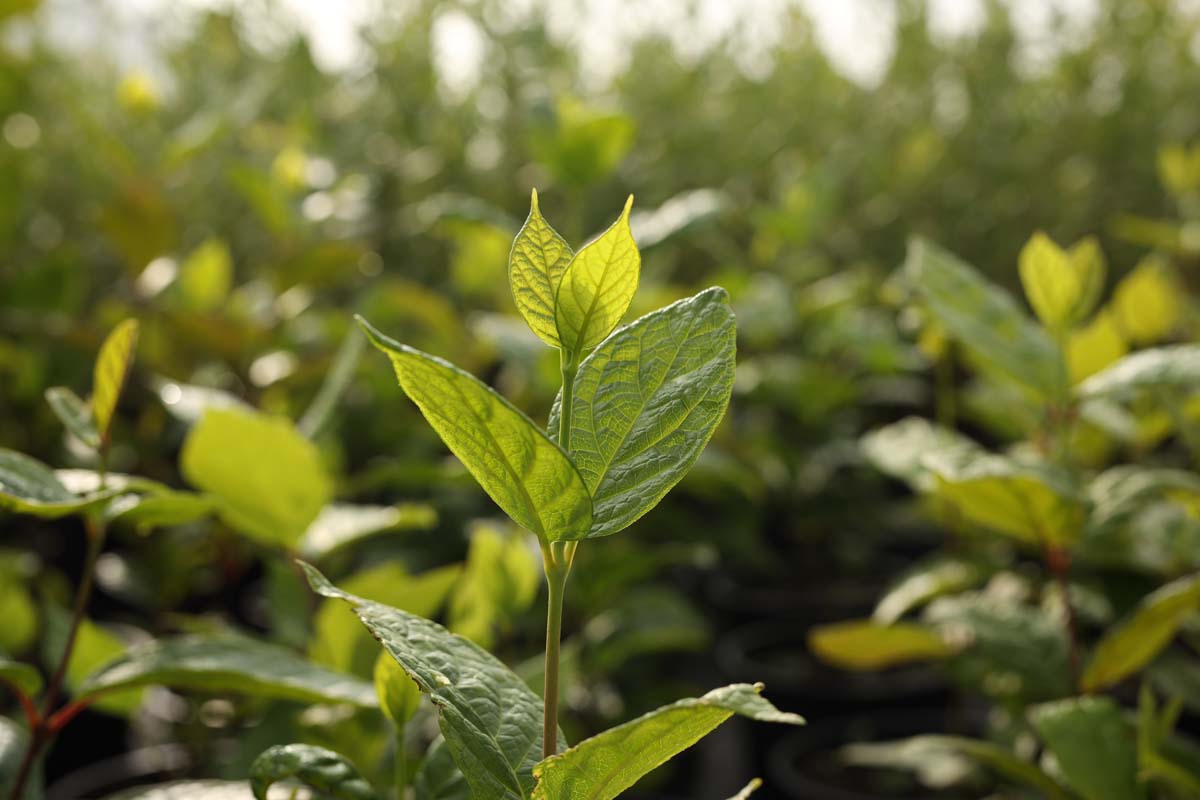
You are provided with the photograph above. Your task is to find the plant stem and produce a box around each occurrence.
[1046,545,1080,688]
[541,542,573,759]
[393,724,408,800]
[558,349,578,445]
[7,514,107,800]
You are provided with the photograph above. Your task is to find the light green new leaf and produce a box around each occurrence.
[1081,573,1200,692]
[375,651,421,724]
[1077,345,1200,399]
[101,781,253,799]
[923,449,1083,547]
[0,658,40,697]
[448,524,540,649]
[45,386,100,448]
[78,633,377,708]
[554,196,640,353]
[179,238,233,313]
[906,238,1064,398]
[1030,697,1145,800]
[302,562,562,800]
[92,319,140,442]
[249,744,375,800]
[531,683,803,800]
[358,317,592,543]
[554,287,736,537]
[181,407,333,547]
[509,189,574,347]
[1018,232,1105,332]
[808,620,954,670]
[0,449,120,519]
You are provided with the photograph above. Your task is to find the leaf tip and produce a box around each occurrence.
[621,193,634,220]
[530,186,540,210]
[296,560,353,603]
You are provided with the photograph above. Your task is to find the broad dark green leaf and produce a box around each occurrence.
[0,658,41,697]
[1078,344,1200,399]
[45,386,100,448]
[0,449,120,518]
[181,407,333,547]
[249,744,375,800]
[102,781,253,799]
[92,318,140,442]
[531,683,803,800]
[77,633,377,708]
[298,503,438,560]
[808,620,954,670]
[554,196,640,353]
[1030,697,1144,800]
[358,317,592,543]
[555,287,736,537]
[302,562,562,800]
[413,738,469,800]
[509,188,574,347]
[906,238,1064,398]
[1082,573,1200,692]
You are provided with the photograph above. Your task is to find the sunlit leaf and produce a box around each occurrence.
[358,317,592,543]
[1018,232,1105,332]
[1112,255,1182,345]
[44,386,100,448]
[508,189,573,347]
[0,449,120,518]
[0,657,41,697]
[1067,310,1127,385]
[808,620,954,670]
[374,650,420,724]
[249,744,374,800]
[873,559,988,625]
[298,503,438,560]
[554,196,639,353]
[531,683,803,800]
[1077,345,1200,400]
[92,319,140,443]
[448,524,539,649]
[178,238,233,312]
[860,417,978,492]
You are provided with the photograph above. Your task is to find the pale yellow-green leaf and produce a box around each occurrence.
[1112,255,1182,345]
[808,620,954,671]
[179,238,233,312]
[1066,236,1106,325]
[1158,144,1200,196]
[358,317,593,542]
[1017,232,1105,332]
[374,650,421,724]
[508,189,574,347]
[181,407,333,547]
[92,319,140,442]
[554,196,640,353]
[448,523,540,649]
[1068,309,1127,385]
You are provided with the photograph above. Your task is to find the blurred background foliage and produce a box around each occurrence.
[4,0,1200,796]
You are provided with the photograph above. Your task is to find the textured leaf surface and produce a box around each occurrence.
[102,781,253,799]
[78,633,377,708]
[0,658,41,696]
[556,287,735,537]
[1077,345,1200,399]
[303,563,561,800]
[509,189,574,347]
[531,683,802,800]
[181,407,333,547]
[92,319,140,441]
[554,196,639,353]
[45,386,100,448]
[249,744,375,800]
[1030,697,1144,800]
[808,621,954,670]
[0,449,119,518]
[359,317,592,542]
[1082,573,1200,692]
[906,238,1064,398]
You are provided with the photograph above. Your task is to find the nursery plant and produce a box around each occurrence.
[809,188,1200,798]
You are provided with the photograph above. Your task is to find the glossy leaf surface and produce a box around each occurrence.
[249,743,375,800]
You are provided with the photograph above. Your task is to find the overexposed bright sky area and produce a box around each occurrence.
[22,0,1197,97]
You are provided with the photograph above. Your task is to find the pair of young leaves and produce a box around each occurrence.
[358,192,737,544]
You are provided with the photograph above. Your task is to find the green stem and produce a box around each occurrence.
[559,349,578,446]
[393,724,408,799]
[542,542,573,759]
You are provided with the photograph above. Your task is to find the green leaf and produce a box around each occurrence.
[906,238,1064,398]
[531,683,803,800]
[1018,232,1105,332]
[860,417,978,492]
[554,196,639,353]
[101,781,252,799]
[108,490,215,531]
[0,580,36,654]
[249,744,375,800]
[181,407,333,547]
[57,614,141,715]
[358,317,592,543]
[1112,255,1183,345]
[45,386,100,448]
[92,318,140,442]
[1029,697,1145,800]
[1077,345,1200,400]
[449,524,540,649]
[0,449,120,518]
[178,238,233,312]
[413,738,469,800]
[77,633,377,708]
[808,620,954,670]
[0,658,41,697]
[509,189,574,347]
[0,717,34,800]
[374,651,420,724]
[873,559,988,625]
[923,449,1083,547]
[1081,574,1200,692]
[310,562,463,677]
[298,503,438,560]
[555,287,736,537]
[302,562,561,800]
